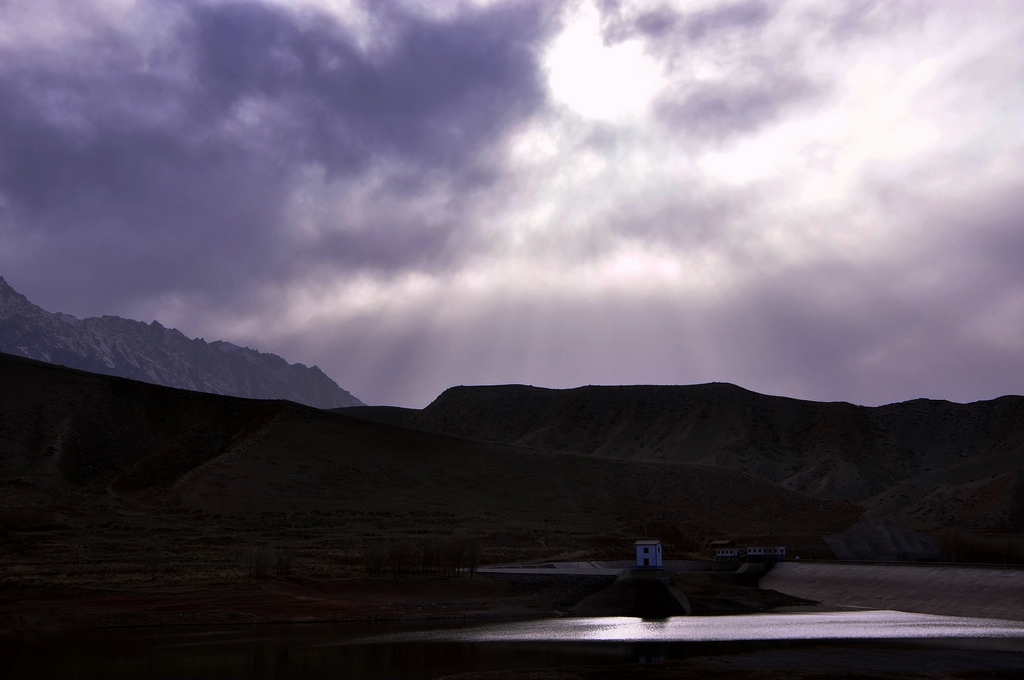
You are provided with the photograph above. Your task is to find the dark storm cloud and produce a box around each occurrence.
[193,2,545,172]
[0,0,550,313]
[0,0,1018,409]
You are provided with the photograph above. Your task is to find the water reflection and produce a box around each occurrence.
[3,612,1022,679]
[356,611,1024,645]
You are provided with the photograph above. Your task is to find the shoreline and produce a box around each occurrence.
[0,576,564,633]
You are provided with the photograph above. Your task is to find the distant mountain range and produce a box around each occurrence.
[339,383,1024,533]
[0,276,362,408]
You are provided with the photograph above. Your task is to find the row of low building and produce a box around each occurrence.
[710,540,786,563]
[633,539,787,569]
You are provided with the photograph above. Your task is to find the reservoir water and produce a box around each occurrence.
[355,610,1024,644]
[3,611,1023,678]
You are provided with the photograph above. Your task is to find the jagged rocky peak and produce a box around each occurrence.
[0,276,36,318]
[0,276,364,409]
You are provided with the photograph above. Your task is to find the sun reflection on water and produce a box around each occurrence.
[359,611,1024,645]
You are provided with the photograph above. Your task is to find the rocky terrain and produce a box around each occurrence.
[340,383,1023,533]
[0,277,362,409]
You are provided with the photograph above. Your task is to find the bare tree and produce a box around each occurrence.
[420,539,440,576]
[275,547,295,577]
[362,544,387,577]
[388,540,416,579]
[247,546,273,582]
[466,538,480,578]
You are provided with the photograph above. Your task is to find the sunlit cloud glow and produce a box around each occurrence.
[0,0,1019,407]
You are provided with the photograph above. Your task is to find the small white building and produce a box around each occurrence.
[635,539,663,569]
[710,539,737,562]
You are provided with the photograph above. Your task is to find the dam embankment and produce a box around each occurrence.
[479,562,698,616]
[760,562,1024,621]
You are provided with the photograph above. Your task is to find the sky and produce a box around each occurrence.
[0,0,1020,408]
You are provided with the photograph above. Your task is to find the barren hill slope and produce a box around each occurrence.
[341,384,1023,532]
[0,354,861,585]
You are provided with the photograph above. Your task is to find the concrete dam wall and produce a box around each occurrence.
[571,571,692,617]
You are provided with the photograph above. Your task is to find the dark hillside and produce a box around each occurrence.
[0,354,861,587]
[331,405,419,428]
[340,383,1023,532]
